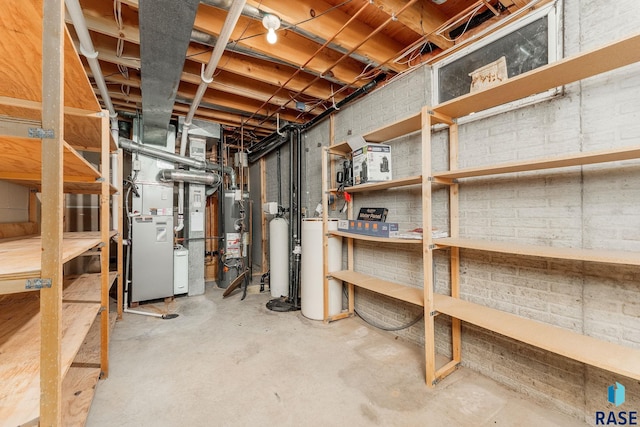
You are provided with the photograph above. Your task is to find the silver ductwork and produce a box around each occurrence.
[159,169,221,187]
[119,137,236,188]
[139,0,200,145]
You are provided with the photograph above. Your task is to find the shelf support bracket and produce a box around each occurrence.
[25,278,52,290]
[28,127,55,139]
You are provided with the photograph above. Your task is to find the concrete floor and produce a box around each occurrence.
[87,284,588,427]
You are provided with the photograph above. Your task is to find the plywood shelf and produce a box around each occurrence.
[0,136,101,185]
[433,237,640,266]
[62,366,102,427]
[0,232,108,287]
[330,175,422,193]
[0,2,116,153]
[434,294,640,380]
[0,292,101,426]
[63,272,117,303]
[329,111,423,155]
[330,230,423,244]
[433,145,640,180]
[330,270,424,306]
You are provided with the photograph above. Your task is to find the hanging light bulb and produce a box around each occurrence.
[266,27,277,44]
[262,14,281,45]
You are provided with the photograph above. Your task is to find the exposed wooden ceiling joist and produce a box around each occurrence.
[67,0,538,144]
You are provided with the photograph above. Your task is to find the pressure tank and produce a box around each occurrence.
[269,217,289,297]
[301,218,343,320]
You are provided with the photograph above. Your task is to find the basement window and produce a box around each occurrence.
[432,1,562,118]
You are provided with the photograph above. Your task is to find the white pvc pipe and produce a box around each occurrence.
[184,0,247,127]
[65,0,119,139]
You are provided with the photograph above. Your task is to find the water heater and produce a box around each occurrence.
[269,216,289,297]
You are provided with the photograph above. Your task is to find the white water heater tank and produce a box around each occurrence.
[269,217,289,297]
[301,218,343,320]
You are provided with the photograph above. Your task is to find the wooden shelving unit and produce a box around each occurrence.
[321,107,431,323]
[0,1,122,425]
[423,30,640,387]
[323,31,640,388]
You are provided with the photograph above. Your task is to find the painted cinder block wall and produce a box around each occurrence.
[0,181,30,223]
[264,0,640,422]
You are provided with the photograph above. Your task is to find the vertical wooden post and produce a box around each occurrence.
[422,107,435,388]
[100,111,110,378]
[321,147,329,321]
[40,0,64,424]
[449,123,461,364]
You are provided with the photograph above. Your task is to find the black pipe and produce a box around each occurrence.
[277,148,282,207]
[217,133,224,284]
[293,127,303,307]
[302,73,386,131]
[288,129,295,300]
[248,72,386,163]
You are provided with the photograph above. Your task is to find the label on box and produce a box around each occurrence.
[339,219,399,238]
[357,207,388,222]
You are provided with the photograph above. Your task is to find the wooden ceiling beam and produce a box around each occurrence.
[88,60,313,112]
[176,82,307,124]
[105,90,275,133]
[67,13,344,102]
[116,0,375,85]
[245,0,408,73]
[193,4,368,86]
[186,47,343,101]
[172,105,275,134]
[372,0,453,49]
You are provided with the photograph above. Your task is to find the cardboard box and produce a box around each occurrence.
[338,219,399,238]
[352,144,392,184]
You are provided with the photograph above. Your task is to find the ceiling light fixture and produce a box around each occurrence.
[262,14,280,44]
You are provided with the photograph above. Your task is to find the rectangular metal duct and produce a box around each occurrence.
[139,0,200,145]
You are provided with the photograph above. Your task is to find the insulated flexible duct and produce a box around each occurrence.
[119,137,237,188]
[158,169,221,187]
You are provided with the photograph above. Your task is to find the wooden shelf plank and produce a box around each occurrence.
[62,366,101,427]
[0,232,107,283]
[330,270,424,306]
[61,312,119,425]
[434,145,640,179]
[330,175,422,193]
[434,294,640,380]
[0,1,110,153]
[0,1,100,112]
[329,112,423,155]
[0,293,100,426]
[0,99,110,152]
[433,32,640,120]
[63,272,116,303]
[0,136,101,186]
[330,230,423,244]
[363,112,422,143]
[433,237,640,266]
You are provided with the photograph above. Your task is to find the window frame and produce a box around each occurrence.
[431,0,563,123]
